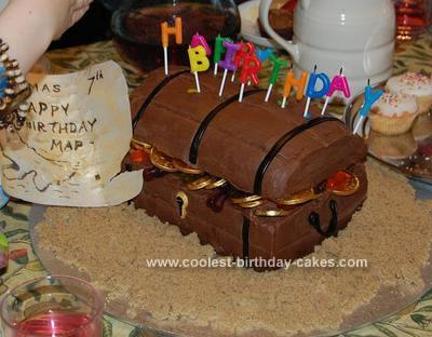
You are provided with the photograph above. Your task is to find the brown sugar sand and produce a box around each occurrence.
[35,160,432,337]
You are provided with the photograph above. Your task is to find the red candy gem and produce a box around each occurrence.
[130,149,150,164]
[327,171,353,191]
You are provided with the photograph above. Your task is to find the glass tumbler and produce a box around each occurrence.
[1,275,104,337]
[394,0,430,40]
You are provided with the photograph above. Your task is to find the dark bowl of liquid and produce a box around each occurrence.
[112,0,241,72]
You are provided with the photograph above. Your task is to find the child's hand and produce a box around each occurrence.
[46,0,94,39]
[0,0,94,73]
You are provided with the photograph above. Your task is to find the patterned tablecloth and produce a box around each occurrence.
[1,35,432,337]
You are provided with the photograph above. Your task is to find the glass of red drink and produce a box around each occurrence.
[394,0,429,40]
[1,275,104,337]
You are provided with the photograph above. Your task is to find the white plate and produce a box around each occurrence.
[238,0,284,49]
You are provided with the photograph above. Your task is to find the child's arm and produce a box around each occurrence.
[0,0,92,73]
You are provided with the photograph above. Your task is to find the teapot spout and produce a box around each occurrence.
[259,0,300,62]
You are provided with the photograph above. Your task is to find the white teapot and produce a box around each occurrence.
[259,0,396,98]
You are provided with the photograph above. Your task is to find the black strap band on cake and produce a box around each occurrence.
[189,89,264,164]
[242,216,251,260]
[308,200,338,237]
[253,116,343,195]
[132,69,189,129]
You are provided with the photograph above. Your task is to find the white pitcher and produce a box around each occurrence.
[259,0,396,98]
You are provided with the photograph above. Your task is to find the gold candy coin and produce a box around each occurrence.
[231,195,262,204]
[172,159,204,175]
[150,148,177,173]
[131,138,152,152]
[331,175,360,197]
[187,176,214,191]
[254,209,290,217]
[276,188,320,206]
[238,200,264,209]
[205,178,227,190]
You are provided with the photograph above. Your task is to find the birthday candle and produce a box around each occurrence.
[304,67,330,118]
[238,54,261,102]
[188,45,210,93]
[281,70,309,108]
[353,84,384,135]
[218,41,241,97]
[191,33,212,56]
[265,55,288,102]
[256,47,274,62]
[161,17,183,76]
[321,68,351,115]
[232,42,255,82]
[213,35,230,76]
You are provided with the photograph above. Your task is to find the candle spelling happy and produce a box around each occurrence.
[161,17,183,76]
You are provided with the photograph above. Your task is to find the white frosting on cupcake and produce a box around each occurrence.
[372,93,418,117]
[386,72,432,97]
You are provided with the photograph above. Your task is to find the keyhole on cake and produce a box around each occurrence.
[176,191,189,219]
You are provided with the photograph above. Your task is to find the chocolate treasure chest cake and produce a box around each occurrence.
[125,66,368,266]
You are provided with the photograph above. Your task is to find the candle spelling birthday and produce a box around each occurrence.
[281,70,308,108]
[232,42,255,83]
[161,17,183,76]
[188,33,212,93]
[213,35,229,76]
[303,66,331,118]
[238,53,261,102]
[188,45,210,93]
[256,47,274,63]
[353,83,384,135]
[218,41,240,97]
[321,68,351,115]
[265,55,288,102]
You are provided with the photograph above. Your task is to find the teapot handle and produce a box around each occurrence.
[259,0,300,62]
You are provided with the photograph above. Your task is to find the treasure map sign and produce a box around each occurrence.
[0,61,143,207]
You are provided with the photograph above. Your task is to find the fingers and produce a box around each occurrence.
[73,0,93,11]
[70,4,91,26]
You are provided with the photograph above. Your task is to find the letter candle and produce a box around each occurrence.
[213,35,229,76]
[238,54,261,102]
[218,41,241,97]
[281,70,309,108]
[321,68,351,115]
[191,33,212,56]
[304,66,331,118]
[353,81,384,135]
[161,17,183,76]
[265,55,288,102]
[188,45,211,93]
[256,47,274,62]
[231,42,255,82]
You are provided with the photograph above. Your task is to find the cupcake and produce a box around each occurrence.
[386,72,432,114]
[412,114,432,142]
[369,92,418,136]
[368,130,417,160]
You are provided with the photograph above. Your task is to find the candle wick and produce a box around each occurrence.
[339,67,343,75]
[313,65,318,73]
